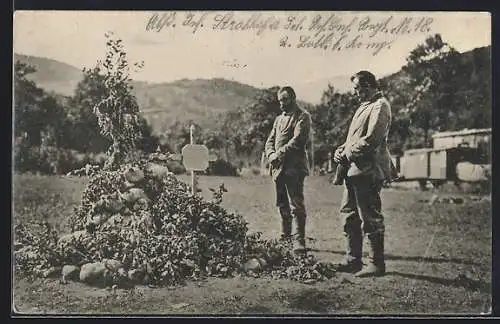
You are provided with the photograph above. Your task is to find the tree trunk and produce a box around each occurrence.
[224,144,229,162]
[423,109,433,147]
[104,141,122,170]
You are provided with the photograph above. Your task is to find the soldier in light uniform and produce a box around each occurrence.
[333,71,396,277]
[264,86,312,253]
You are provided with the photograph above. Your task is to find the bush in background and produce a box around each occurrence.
[14,161,337,287]
[14,146,109,175]
[206,159,239,177]
[164,160,186,175]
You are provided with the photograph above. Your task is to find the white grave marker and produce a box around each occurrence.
[181,125,210,195]
[182,144,209,171]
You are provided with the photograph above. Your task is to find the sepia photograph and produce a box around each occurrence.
[12,10,492,316]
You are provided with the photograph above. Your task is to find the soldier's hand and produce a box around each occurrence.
[268,152,280,165]
[350,142,363,156]
[333,149,344,163]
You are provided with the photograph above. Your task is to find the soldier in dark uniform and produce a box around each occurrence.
[264,86,312,253]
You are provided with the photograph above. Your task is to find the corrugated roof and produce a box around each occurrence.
[402,147,480,156]
[432,128,492,138]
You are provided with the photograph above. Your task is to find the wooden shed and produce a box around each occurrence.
[399,147,482,182]
[432,128,491,148]
[432,128,491,163]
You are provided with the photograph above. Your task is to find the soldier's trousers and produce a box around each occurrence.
[340,174,385,261]
[275,171,307,243]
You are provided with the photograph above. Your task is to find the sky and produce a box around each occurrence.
[13,11,491,103]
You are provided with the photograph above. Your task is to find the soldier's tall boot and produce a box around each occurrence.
[293,214,306,254]
[335,232,363,273]
[331,163,347,185]
[355,232,386,277]
[279,207,292,242]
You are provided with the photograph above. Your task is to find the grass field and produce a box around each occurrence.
[12,173,492,315]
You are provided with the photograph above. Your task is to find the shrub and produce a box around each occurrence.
[14,146,57,175]
[206,159,239,177]
[13,145,39,173]
[14,160,338,287]
[165,160,186,175]
[14,220,62,278]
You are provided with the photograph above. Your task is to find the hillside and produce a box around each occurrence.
[13,45,490,136]
[14,54,83,96]
[13,54,263,133]
[133,78,262,133]
[13,53,315,135]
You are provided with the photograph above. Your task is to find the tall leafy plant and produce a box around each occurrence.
[88,32,145,170]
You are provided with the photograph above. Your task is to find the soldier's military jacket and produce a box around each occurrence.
[340,92,395,182]
[264,106,311,181]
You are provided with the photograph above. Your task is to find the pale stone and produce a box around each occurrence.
[79,262,107,285]
[124,167,145,183]
[61,265,80,281]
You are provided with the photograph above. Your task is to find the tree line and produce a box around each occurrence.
[201,34,491,170]
[13,35,159,174]
[13,34,491,174]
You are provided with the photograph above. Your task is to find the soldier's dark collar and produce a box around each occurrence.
[368,91,383,102]
[282,104,299,116]
[361,90,383,104]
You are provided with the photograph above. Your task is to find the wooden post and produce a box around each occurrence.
[260,151,267,176]
[190,125,196,196]
[310,128,315,175]
[327,152,333,173]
